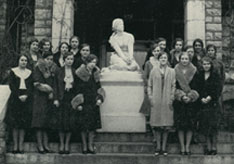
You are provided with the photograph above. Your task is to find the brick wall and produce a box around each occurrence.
[205,0,223,58]
[34,0,53,41]
[0,0,7,46]
[222,9,234,60]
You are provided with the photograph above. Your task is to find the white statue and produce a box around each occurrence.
[108,18,140,71]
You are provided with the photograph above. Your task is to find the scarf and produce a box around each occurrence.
[75,64,100,82]
[174,62,197,93]
[36,59,57,79]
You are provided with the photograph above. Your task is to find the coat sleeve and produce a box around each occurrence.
[8,71,19,97]
[147,69,154,100]
[170,70,176,103]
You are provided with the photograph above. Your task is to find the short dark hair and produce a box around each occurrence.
[155,37,166,44]
[206,44,217,54]
[157,52,168,60]
[69,36,80,44]
[184,45,193,52]
[39,38,52,51]
[193,38,204,49]
[201,56,212,64]
[58,42,70,52]
[16,54,29,65]
[28,37,39,49]
[85,54,98,64]
[63,51,74,61]
[79,43,90,52]
[172,38,184,49]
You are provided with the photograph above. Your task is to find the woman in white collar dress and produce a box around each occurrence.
[4,54,33,154]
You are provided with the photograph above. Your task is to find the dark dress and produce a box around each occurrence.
[173,72,200,131]
[31,60,58,129]
[4,69,33,129]
[196,70,222,136]
[25,51,42,70]
[170,49,181,68]
[53,52,64,68]
[54,67,79,131]
[75,65,104,131]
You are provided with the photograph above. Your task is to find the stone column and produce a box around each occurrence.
[184,0,206,46]
[34,0,53,41]
[205,0,222,58]
[52,0,74,52]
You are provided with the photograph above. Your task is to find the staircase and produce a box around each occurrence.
[6,131,234,164]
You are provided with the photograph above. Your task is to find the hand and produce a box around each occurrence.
[48,93,53,100]
[201,98,207,104]
[19,95,28,102]
[54,100,59,107]
[96,99,102,106]
[206,96,211,102]
[42,84,53,92]
[182,96,190,103]
[77,106,83,111]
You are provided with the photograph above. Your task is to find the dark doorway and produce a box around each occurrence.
[74,0,184,64]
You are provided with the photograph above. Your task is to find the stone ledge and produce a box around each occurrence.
[6,153,234,164]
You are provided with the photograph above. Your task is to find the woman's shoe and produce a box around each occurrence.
[82,150,88,154]
[37,147,46,154]
[211,150,217,155]
[154,149,160,156]
[161,150,168,156]
[180,151,186,155]
[87,149,96,154]
[44,147,53,153]
[185,151,191,155]
[64,150,70,154]
[12,150,18,154]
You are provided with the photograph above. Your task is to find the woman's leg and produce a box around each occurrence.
[185,130,193,153]
[59,131,65,152]
[36,129,44,151]
[88,131,95,151]
[162,130,169,151]
[12,128,19,151]
[178,130,185,153]
[43,131,50,150]
[206,136,212,152]
[65,132,72,152]
[18,129,25,152]
[211,134,217,153]
[81,131,87,152]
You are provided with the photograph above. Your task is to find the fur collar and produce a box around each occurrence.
[75,64,100,82]
[149,57,159,67]
[175,62,197,93]
[36,59,57,78]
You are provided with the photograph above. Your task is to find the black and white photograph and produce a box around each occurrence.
[0,0,234,164]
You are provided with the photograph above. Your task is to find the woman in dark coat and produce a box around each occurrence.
[25,38,42,70]
[173,52,200,155]
[75,54,105,154]
[54,52,78,154]
[53,42,70,68]
[69,36,80,69]
[72,43,91,70]
[39,38,52,56]
[192,38,206,71]
[31,51,58,153]
[4,54,33,154]
[196,57,222,155]
[170,38,183,68]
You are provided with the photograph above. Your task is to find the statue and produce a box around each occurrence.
[107,18,140,71]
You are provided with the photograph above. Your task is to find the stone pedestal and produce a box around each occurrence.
[99,71,146,132]
[0,85,10,122]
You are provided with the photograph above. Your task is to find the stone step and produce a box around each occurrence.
[7,142,234,154]
[95,131,234,143]
[6,153,234,164]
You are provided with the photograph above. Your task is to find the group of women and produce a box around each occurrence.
[3,16,225,157]
[4,36,105,155]
[141,37,225,156]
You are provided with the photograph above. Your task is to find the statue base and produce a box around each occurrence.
[99,71,146,132]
